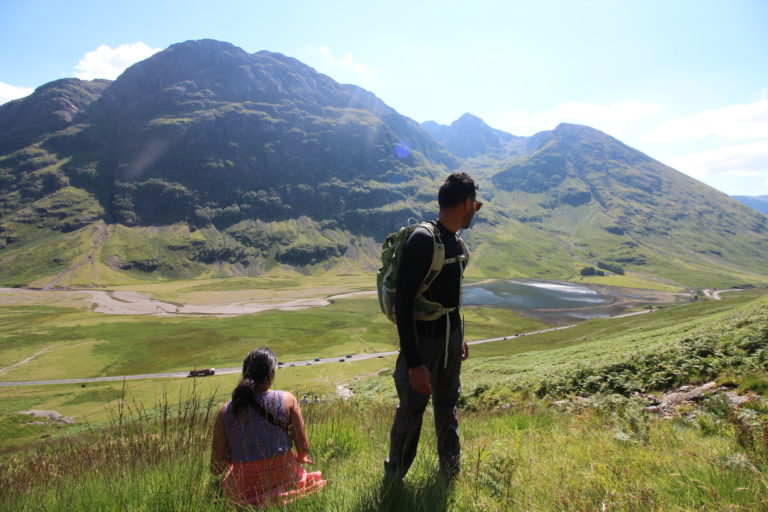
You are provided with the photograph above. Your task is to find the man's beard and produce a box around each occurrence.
[462,212,475,229]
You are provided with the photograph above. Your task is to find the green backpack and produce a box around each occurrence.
[376,221,468,323]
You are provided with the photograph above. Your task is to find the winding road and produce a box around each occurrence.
[0,321,592,387]
[1,287,744,388]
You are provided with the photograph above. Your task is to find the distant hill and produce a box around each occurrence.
[733,195,768,215]
[1,39,766,288]
[421,113,527,160]
[474,123,768,285]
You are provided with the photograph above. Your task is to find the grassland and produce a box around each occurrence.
[0,279,546,382]
[0,281,766,509]
[0,282,762,449]
[1,383,767,511]
[0,281,545,449]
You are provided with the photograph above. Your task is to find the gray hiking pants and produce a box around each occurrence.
[384,326,463,479]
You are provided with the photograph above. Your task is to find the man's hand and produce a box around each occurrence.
[462,339,470,361]
[408,365,432,395]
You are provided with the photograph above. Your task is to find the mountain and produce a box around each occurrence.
[733,195,768,215]
[471,123,768,284]
[0,78,111,153]
[68,40,458,226]
[422,113,527,160]
[0,40,459,285]
[0,39,766,289]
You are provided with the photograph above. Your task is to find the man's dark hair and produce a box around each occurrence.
[438,172,478,209]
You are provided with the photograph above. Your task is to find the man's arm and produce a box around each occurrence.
[395,228,434,394]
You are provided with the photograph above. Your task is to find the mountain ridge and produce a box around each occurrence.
[0,39,766,289]
[422,112,528,160]
[733,195,768,215]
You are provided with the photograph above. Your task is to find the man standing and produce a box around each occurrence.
[384,172,481,483]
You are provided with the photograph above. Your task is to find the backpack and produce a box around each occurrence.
[377,220,469,323]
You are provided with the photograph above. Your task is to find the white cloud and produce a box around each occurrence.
[648,99,768,141]
[317,46,368,74]
[0,82,34,104]
[310,45,379,87]
[663,139,768,180]
[725,170,762,177]
[488,100,661,136]
[74,42,161,80]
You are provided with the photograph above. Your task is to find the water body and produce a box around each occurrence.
[463,279,675,322]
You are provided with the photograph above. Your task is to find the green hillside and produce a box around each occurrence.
[1,39,766,289]
[467,124,768,287]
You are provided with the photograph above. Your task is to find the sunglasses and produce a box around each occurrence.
[473,199,483,211]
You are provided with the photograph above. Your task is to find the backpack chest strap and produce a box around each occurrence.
[443,253,467,265]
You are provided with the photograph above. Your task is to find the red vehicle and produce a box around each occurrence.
[187,368,215,377]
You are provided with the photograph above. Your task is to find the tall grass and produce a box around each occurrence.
[2,384,767,511]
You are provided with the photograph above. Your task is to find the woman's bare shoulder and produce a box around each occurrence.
[279,390,297,407]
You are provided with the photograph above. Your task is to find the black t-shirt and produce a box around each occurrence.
[395,220,466,368]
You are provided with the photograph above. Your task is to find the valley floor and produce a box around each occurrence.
[0,279,686,318]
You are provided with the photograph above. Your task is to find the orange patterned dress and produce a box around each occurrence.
[221,394,326,506]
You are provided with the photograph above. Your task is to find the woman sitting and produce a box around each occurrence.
[210,348,326,506]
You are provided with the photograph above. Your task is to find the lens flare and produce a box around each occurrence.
[394,141,411,158]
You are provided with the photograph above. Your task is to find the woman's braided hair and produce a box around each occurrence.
[231,347,278,416]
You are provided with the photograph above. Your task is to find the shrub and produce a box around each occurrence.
[597,261,625,275]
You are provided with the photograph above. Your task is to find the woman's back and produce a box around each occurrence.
[211,348,326,506]
[224,390,291,462]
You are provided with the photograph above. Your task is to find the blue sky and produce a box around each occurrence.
[1,0,767,195]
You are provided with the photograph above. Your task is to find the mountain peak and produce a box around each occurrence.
[554,122,603,135]
[89,39,355,120]
[0,77,110,151]
[549,123,626,149]
[453,112,485,125]
[168,38,243,52]
[422,113,524,159]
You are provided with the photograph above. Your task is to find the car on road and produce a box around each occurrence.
[314,358,321,362]
[187,368,215,377]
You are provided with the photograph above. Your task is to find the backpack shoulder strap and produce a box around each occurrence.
[444,236,470,268]
[414,221,444,295]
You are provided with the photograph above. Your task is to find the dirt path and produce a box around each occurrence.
[0,347,53,374]
[336,367,392,398]
[43,222,109,290]
[704,288,741,300]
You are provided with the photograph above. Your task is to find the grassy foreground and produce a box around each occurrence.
[1,390,766,511]
[1,292,767,510]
